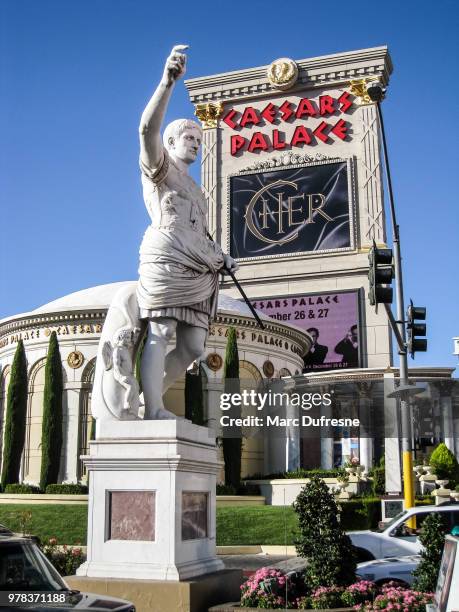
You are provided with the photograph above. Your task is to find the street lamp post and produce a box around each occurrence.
[366,81,415,516]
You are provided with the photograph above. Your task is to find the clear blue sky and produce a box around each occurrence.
[1,0,458,372]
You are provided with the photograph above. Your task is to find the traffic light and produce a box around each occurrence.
[406,299,427,358]
[368,242,394,306]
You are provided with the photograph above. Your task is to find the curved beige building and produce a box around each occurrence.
[0,282,311,485]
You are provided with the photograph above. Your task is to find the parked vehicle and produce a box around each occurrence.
[0,532,135,611]
[350,503,459,562]
[357,554,420,587]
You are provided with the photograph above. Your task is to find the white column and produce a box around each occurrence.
[439,382,455,455]
[384,372,402,494]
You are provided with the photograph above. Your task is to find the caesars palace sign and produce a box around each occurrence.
[221,60,357,260]
[223,91,353,155]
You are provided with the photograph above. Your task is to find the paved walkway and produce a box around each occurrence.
[219,553,307,576]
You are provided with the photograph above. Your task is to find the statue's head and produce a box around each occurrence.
[163,119,202,164]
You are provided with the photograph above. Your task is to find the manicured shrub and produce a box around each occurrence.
[216,483,236,495]
[184,365,204,425]
[4,483,41,494]
[45,484,88,495]
[40,332,63,490]
[245,467,346,480]
[1,340,28,489]
[413,512,448,592]
[429,442,459,487]
[369,466,385,496]
[294,476,357,588]
[339,498,381,530]
[216,482,261,496]
[222,327,242,490]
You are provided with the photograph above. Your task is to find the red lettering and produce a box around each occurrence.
[338,91,353,113]
[272,129,286,150]
[330,119,348,140]
[319,95,335,116]
[231,135,247,155]
[296,98,317,119]
[240,106,261,128]
[279,100,294,122]
[223,109,238,130]
[313,121,330,143]
[261,102,277,123]
[248,132,269,153]
[290,125,312,147]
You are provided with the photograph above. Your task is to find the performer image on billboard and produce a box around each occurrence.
[303,327,328,371]
[334,324,359,368]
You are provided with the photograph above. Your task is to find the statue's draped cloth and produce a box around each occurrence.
[137,150,224,330]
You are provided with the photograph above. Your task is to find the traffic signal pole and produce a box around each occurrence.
[375,100,415,518]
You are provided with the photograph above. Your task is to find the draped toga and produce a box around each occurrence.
[137,149,224,330]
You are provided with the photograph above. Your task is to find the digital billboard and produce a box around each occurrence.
[250,290,361,372]
[230,160,353,259]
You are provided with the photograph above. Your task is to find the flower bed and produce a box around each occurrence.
[229,570,434,610]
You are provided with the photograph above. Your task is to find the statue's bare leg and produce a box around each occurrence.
[141,318,177,419]
[163,323,207,393]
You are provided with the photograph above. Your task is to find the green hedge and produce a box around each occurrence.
[4,484,41,494]
[45,484,88,495]
[247,468,345,480]
[369,466,385,495]
[339,498,381,530]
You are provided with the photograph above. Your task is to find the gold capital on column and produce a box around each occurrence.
[195,102,224,129]
[349,79,378,105]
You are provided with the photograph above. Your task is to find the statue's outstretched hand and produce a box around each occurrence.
[162,45,188,86]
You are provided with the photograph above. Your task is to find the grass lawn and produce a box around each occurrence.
[0,505,87,545]
[216,506,298,545]
[0,504,300,546]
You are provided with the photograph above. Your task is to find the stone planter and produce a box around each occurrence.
[450,491,459,501]
[245,478,344,505]
[436,479,450,488]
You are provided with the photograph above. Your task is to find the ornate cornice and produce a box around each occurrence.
[0,306,311,357]
[185,46,392,104]
[0,309,106,339]
[238,152,339,173]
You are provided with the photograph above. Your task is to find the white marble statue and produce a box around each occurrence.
[92,46,238,423]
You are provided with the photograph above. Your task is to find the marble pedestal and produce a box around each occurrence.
[77,419,224,581]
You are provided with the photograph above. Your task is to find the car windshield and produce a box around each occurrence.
[372,510,408,533]
[0,541,68,591]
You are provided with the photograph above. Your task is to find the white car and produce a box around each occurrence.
[357,555,420,587]
[349,503,459,561]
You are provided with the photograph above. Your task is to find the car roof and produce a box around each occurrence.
[408,504,459,514]
[0,534,36,544]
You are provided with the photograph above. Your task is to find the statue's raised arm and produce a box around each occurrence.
[139,45,189,171]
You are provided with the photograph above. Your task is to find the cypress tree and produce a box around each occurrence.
[222,327,242,490]
[185,365,204,425]
[1,340,28,489]
[39,332,63,490]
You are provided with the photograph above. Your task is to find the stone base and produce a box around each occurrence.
[66,570,242,612]
[79,419,224,581]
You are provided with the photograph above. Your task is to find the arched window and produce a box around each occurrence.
[78,358,96,480]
